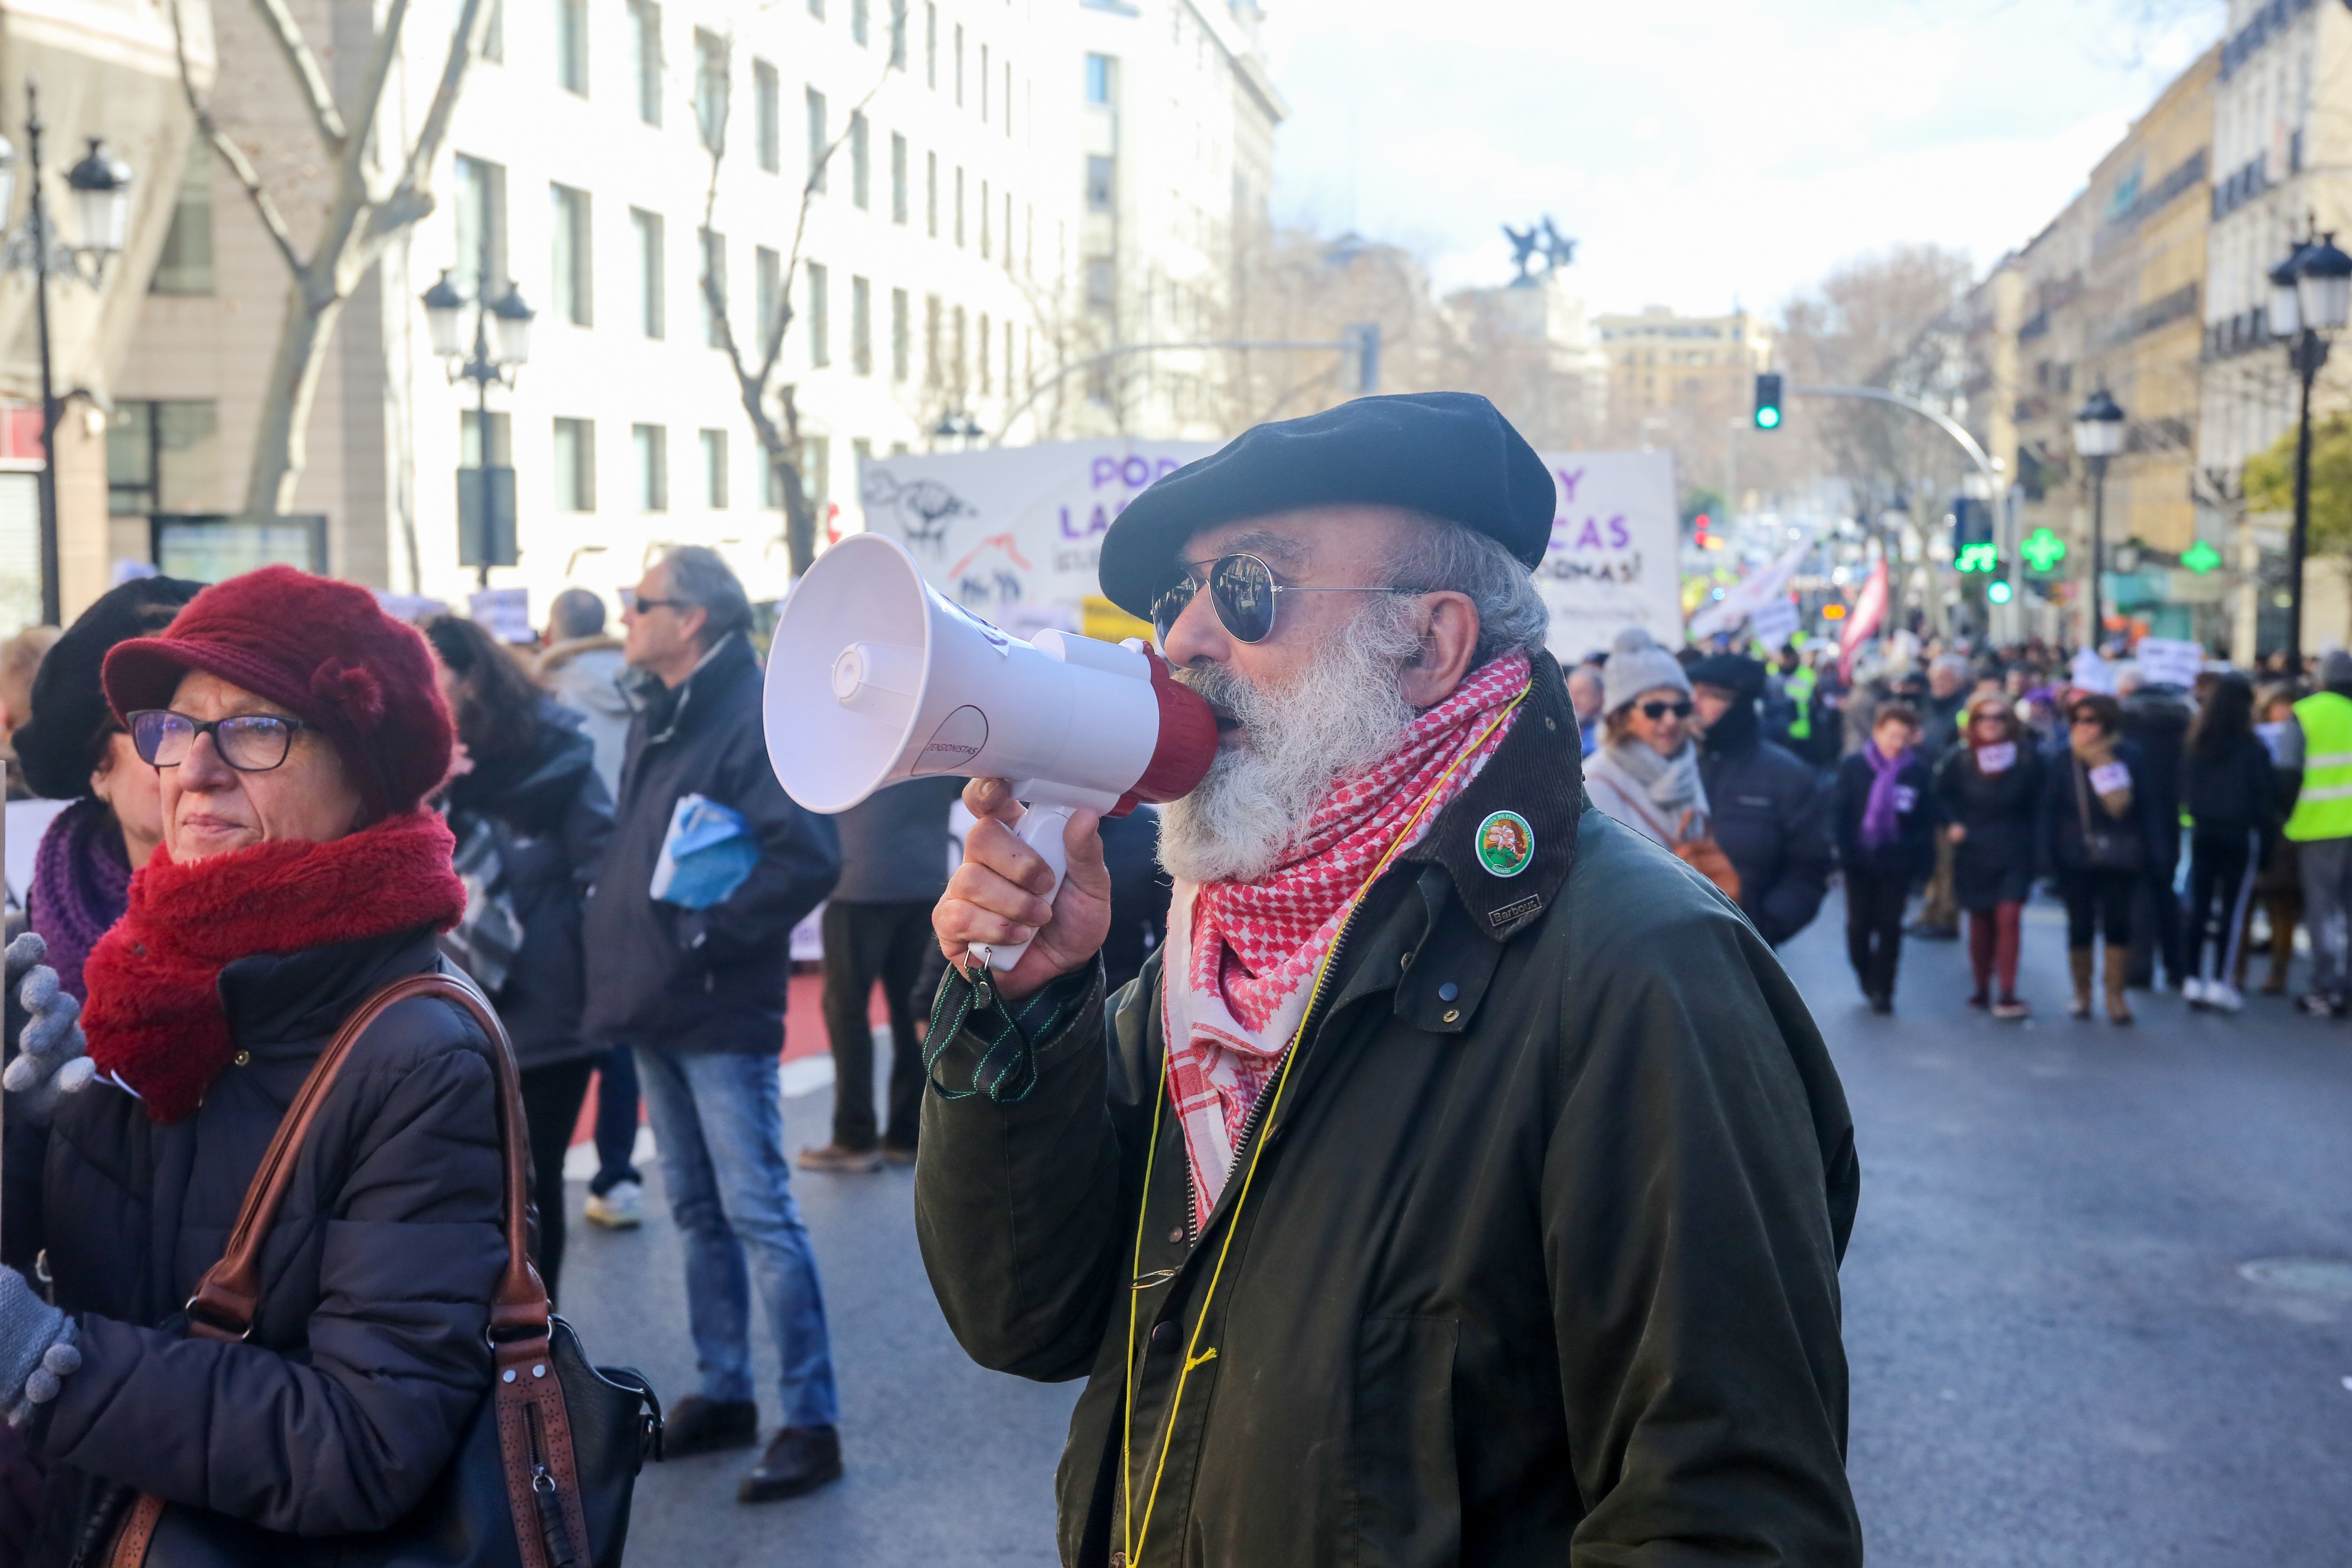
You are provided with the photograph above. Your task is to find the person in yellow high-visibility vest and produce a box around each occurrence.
[2283,650,2352,1016]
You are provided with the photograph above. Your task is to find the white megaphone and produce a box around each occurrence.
[764,533,1218,972]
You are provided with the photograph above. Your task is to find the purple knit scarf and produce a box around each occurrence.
[28,796,132,1003]
[1859,740,1913,852]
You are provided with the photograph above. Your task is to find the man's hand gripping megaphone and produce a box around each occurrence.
[933,779,1114,1003]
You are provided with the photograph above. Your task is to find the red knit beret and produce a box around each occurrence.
[100,565,454,818]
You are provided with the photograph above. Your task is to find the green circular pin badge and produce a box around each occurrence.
[1475,810,1534,878]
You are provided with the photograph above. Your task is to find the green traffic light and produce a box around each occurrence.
[1987,580,2014,605]
[1955,542,1998,573]
[1755,406,1781,430]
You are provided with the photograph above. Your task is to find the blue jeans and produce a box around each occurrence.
[636,1048,841,1428]
[590,1046,643,1196]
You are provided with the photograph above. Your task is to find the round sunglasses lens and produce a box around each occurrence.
[1211,556,1277,642]
[217,716,292,770]
[1151,579,1197,639]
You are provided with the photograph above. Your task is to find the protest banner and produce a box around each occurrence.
[1531,450,1684,656]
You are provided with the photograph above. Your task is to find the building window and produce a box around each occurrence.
[980,177,990,258]
[889,0,906,68]
[1005,318,1014,390]
[1085,53,1112,105]
[850,111,870,208]
[701,428,729,509]
[453,154,508,286]
[150,141,214,295]
[483,0,504,62]
[555,0,587,92]
[631,208,664,338]
[981,43,989,121]
[926,151,938,237]
[1004,190,1013,272]
[891,287,909,381]
[107,400,221,516]
[806,88,827,191]
[800,437,829,509]
[807,260,829,366]
[954,23,963,105]
[951,303,967,395]
[628,0,661,125]
[1004,61,1011,138]
[1085,256,1113,311]
[1085,154,1113,212]
[552,418,595,512]
[978,309,991,393]
[924,294,940,387]
[851,0,867,46]
[459,409,511,467]
[890,133,908,223]
[806,0,821,15]
[694,29,727,151]
[550,183,592,326]
[925,2,937,88]
[757,246,782,345]
[754,61,780,173]
[851,275,872,375]
[633,423,667,511]
[700,228,726,347]
[954,165,964,247]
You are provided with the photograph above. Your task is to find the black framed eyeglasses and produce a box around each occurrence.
[127,710,308,772]
[1640,699,1695,720]
[620,589,689,614]
[1148,552,1430,645]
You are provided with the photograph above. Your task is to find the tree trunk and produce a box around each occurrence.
[241,276,345,522]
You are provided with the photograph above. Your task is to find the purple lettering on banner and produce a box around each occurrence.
[1608,515,1629,548]
[1575,517,1603,550]
[1555,466,1584,504]
[1091,456,1118,489]
[1056,503,1114,539]
[1121,455,1151,488]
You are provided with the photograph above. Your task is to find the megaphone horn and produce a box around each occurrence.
[764,533,1216,972]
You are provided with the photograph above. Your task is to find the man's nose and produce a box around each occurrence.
[1159,587,1229,668]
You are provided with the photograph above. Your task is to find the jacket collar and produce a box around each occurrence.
[626,632,755,748]
[218,928,444,1050]
[1396,648,1584,943]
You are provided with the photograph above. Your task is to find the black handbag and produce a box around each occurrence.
[104,974,661,1568]
[2074,757,2144,873]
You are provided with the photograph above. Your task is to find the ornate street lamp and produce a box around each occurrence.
[2270,225,2352,672]
[2073,388,2126,653]
[420,254,532,586]
[0,84,133,625]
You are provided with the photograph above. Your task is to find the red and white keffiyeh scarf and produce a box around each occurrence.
[1160,651,1532,1222]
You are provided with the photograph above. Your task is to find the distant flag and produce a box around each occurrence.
[1839,559,1889,681]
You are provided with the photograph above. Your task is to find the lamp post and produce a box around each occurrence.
[930,412,982,451]
[2268,225,2352,674]
[2073,388,2126,654]
[0,81,132,626]
[421,241,533,587]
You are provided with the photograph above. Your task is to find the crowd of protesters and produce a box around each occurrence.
[1566,624,2329,1025]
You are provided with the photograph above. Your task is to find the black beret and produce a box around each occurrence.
[1097,391,1555,619]
[1685,652,1768,700]
[15,575,203,800]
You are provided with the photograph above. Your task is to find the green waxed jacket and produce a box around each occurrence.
[914,655,1862,1568]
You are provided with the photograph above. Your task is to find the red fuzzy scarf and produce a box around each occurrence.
[82,811,465,1122]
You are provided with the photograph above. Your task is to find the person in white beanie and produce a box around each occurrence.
[1583,629,1715,854]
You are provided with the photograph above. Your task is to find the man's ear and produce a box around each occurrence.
[1398,591,1480,709]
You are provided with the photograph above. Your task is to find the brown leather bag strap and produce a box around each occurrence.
[183,971,546,1342]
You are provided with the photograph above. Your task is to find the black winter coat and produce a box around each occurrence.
[2037,739,2172,875]
[12,931,505,1561]
[1832,748,1935,879]
[915,661,1861,1568]
[2182,732,2281,838]
[1698,732,1835,944]
[1933,743,2042,908]
[446,700,614,1070]
[2119,688,2192,864]
[582,634,840,1053]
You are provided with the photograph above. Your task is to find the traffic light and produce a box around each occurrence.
[1987,579,2014,605]
[1753,373,1783,430]
[1955,543,1998,573]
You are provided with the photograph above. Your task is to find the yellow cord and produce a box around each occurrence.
[1118,685,1528,1567]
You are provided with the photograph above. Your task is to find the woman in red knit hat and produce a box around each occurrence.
[0,566,516,1562]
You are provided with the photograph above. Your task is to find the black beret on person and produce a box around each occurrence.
[1685,651,1769,700]
[1097,391,1557,620]
[15,575,204,801]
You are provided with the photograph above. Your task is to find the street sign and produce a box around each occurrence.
[2021,525,2067,573]
[1955,542,1998,573]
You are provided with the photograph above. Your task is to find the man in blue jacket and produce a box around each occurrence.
[582,546,844,1503]
[1689,651,1836,946]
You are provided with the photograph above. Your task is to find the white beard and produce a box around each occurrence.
[1157,599,1422,885]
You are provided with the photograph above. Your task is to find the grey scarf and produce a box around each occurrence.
[1591,735,1709,839]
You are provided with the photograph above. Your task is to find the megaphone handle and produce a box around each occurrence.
[982,803,1074,974]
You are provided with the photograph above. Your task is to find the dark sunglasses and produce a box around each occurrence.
[1148,553,1429,644]
[1641,699,1695,720]
[127,709,308,772]
[620,589,689,614]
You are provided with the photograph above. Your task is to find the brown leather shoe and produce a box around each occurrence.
[797,1142,883,1173]
[739,1424,842,1503]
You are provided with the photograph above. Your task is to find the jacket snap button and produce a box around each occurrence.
[1437,983,1459,1002]
[233,1051,251,1067]
[1149,1321,1179,1353]
[502,1369,516,1384]
[533,1364,547,1378]
[1166,1226,1184,1244]
[1443,1009,1461,1024]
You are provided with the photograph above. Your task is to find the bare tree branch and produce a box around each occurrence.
[250,0,349,156]
[169,0,305,277]
[372,0,496,245]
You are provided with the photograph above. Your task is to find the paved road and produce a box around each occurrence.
[565,896,2352,1564]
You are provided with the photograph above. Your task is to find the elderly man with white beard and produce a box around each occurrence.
[913,393,1861,1568]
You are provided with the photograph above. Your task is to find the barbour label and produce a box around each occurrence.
[1489,894,1543,928]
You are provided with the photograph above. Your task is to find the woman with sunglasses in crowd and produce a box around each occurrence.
[2038,691,2169,1023]
[0,567,511,1562]
[1581,629,1740,897]
[1934,692,2043,1019]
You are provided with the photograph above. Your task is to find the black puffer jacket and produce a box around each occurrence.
[1933,743,2042,909]
[11,931,506,1560]
[1831,748,1935,879]
[583,634,840,1053]
[1699,711,1835,944]
[445,700,615,1069]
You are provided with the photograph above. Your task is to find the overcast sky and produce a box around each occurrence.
[1261,0,2226,318]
